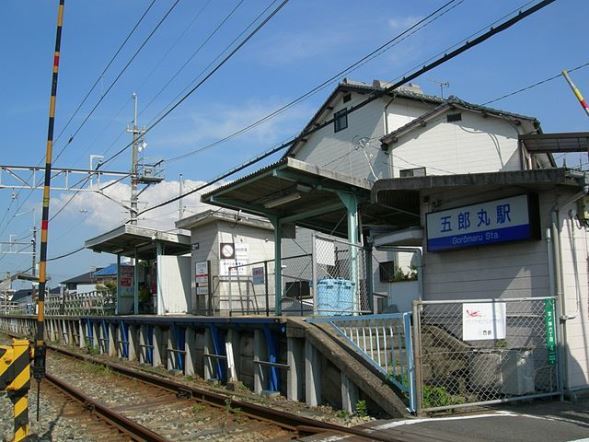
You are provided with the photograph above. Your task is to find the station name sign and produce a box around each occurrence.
[426,194,539,252]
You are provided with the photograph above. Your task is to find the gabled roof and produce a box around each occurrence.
[94,263,132,278]
[12,289,33,303]
[61,269,101,286]
[380,97,540,148]
[285,79,540,157]
[175,209,273,232]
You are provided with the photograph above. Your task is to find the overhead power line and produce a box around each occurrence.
[98,0,291,169]
[136,0,556,218]
[53,0,157,150]
[483,60,589,105]
[164,0,463,163]
[140,0,245,120]
[48,246,85,261]
[54,0,181,164]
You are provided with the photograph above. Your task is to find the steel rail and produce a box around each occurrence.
[46,343,410,442]
[45,372,170,442]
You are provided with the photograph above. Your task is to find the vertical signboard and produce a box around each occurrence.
[544,298,557,365]
[195,261,209,295]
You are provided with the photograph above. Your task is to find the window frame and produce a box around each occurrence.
[334,108,348,133]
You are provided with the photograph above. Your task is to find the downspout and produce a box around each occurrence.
[550,184,589,392]
[383,96,396,178]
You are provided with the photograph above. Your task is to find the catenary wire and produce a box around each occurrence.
[0,1,166,240]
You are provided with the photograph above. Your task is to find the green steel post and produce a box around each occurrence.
[271,218,282,316]
[337,192,359,313]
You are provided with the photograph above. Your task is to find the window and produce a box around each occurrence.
[379,261,396,283]
[446,112,462,122]
[334,108,348,132]
[400,167,426,178]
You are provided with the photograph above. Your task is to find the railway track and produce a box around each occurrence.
[1,333,423,441]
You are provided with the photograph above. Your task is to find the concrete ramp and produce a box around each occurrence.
[287,318,408,418]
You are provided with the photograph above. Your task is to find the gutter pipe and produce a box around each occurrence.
[550,181,589,392]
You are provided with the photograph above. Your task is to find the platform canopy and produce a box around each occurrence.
[85,224,191,260]
[202,157,406,315]
[520,132,589,153]
[372,167,587,211]
[201,157,406,237]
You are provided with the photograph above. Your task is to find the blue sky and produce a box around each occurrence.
[0,0,587,285]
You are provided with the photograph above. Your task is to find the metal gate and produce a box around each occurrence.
[412,297,560,413]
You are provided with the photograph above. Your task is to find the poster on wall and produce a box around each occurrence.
[316,238,335,266]
[120,265,134,288]
[220,242,249,276]
[463,302,506,341]
[195,261,208,295]
[252,266,265,285]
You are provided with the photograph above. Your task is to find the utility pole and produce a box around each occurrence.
[178,173,184,220]
[31,226,36,278]
[562,70,589,118]
[127,93,142,225]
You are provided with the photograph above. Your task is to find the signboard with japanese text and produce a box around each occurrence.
[426,194,539,252]
[463,302,506,341]
[120,265,134,288]
[544,298,557,365]
[220,243,249,276]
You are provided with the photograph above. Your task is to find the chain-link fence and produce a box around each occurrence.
[313,233,370,315]
[413,297,560,412]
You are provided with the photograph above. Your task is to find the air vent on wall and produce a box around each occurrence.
[447,113,462,122]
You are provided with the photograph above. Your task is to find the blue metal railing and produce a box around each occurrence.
[307,313,416,412]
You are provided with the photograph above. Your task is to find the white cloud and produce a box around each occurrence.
[388,15,423,32]
[53,179,220,233]
[155,98,313,149]
[255,29,354,66]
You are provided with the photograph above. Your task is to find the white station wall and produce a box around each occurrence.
[157,255,192,315]
[421,187,589,389]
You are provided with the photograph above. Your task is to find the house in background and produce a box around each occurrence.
[94,262,133,287]
[286,79,552,180]
[60,269,101,294]
[282,78,554,311]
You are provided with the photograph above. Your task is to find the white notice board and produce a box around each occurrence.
[462,302,506,341]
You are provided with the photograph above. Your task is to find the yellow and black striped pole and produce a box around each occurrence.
[0,339,32,442]
[34,0,65,419]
